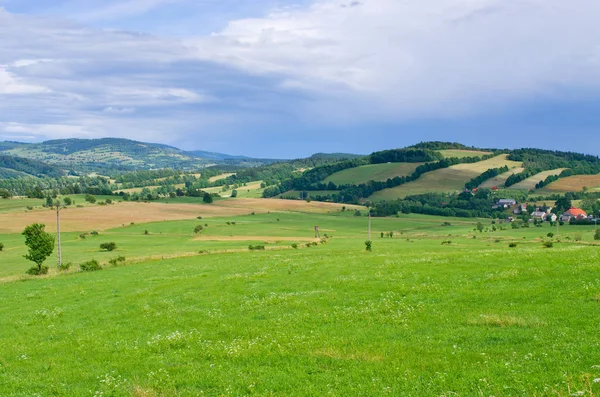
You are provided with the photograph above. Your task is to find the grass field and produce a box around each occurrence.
[537,174,600,193]
[1,203,600,395]
[438,149,493,158]
[370,155,522,200]
[205,181,265,198]
[479,167,525,188]
[324,163,425,185]
[508,169,569,191]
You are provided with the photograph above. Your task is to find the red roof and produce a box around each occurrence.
[491,186,499,191]
[565,208,587,217]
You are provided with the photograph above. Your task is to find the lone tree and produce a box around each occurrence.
[22,223,55,275]
[100,242,117,252]
[203,192,213,204]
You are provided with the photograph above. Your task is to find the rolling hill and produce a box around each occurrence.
[324,162,425,185]
[0,154,65,179]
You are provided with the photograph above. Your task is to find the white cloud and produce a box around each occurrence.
[0,67,50,94]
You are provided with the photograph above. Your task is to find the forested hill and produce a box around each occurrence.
[0,138,216,172]
[0,154,65,179]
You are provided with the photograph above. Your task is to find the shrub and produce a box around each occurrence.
[194,225,204,233]
[547,232,554,238]
[354,210,361,217]
[144,230,149,235]
[595,229,600,241]
[63,197,72,206]
[26,206,34,210]
[197,216,203,220]
[0,242,3,251]
[90,231,99,236]
[441,222,452,227]
[311,242,318,247]
[84,194,96,203]
[380,232,384,238]
[100,242,117,251]
[365,240,372,251]
[58,262,72,271]
[248,244,265,251]
[26,266,49,275]
[198,250,209,254]
[509,242,518,248]
[305,242,312,248]
[108,256,126,267]
[574,234,583,242]
[80,260,102,272]
[291,243,298,249]
[543,241,554,248]
[441,240,452,245]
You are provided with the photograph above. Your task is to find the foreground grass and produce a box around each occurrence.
[1,235,600,395]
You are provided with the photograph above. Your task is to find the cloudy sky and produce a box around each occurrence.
[1,0,600,158]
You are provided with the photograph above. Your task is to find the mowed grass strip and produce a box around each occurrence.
[370,155,521,200]
[508,168,569,191]
[537,174,600,193]
[324,162,425,185]
[0,238,599,395]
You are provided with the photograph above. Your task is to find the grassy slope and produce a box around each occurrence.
[438,149,493,158]
[508,168,569,191]
[479,167,525,188]
[1,210,599,395]
[370,155,522,200]
[537,174,600,193]
[324,163,425,185]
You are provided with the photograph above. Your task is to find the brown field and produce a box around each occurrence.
[115,184,185,194]
[508,169,569,191]
[537,174,600,193]
[0,199,357,233]
[209,173,235,182]
[193,236,320,242]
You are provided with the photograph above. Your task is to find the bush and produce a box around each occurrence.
[90,231,99,236]
[354,210,361,217]
[248,244,265,251]
[144,230,149,235]
[80,260,102,272]
[441,240,452,245]
[105,199,112,205]
[365,240,372,251]
[509,242,518,248]
[194,225,204,233]
[595,229,600,241]
[197,216,203,220]
[0,242,3,251]
[441,222,452,226]
[543,241,554,248]
[100,242,117,251]
[84,194,96,203]
[574,234,583,242]
[291,243,298,249]
[58,262,72,271]
[108,256,126,267]
[547,232,554,238]
[26,266,49,275]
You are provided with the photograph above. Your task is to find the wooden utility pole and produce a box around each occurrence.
[368,211,372,241]
[54,201,64,269]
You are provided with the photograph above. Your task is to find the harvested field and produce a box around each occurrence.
[209,173,235,182]
[439,149,493,158]
[479,167,525,188]
[538,174,600,193]
[508,169,568,191]
[214,198,361,213]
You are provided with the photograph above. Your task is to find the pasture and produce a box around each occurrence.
[324,163,425,185]
[1,198,600,396]
[370,155,521,200]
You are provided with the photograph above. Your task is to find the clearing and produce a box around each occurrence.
[324,163,425,185]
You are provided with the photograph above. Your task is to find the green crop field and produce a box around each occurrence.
[1,198,600,396]
[370,155,522,200]
[509,169,569,191]
[324,163,425,185]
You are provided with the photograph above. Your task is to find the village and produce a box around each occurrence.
[494,198,598,225]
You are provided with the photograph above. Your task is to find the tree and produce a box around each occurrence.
[85,194,96,203]
[554,197,572,214]
[203,192,213,204]
[100,242,117,251]
[0,188,11,199]
[476,222,484,233]
[595,229,600,241]
[22,223,55,275]
[63,197,72,206]
[0,242,4,251]
[231,190,238,198]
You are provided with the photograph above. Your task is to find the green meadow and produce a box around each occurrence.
[1,201,600,396]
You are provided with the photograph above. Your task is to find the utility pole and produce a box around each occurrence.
[54,200,65,269]
[489,220,492,244]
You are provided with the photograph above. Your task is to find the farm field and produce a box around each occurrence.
[479,167,525,188]
[537,174,600,193]
[438,149,493,158]
[369,155,522,200]
[1,204,600,395]
[204,181,265,198]
[208,173,236,183]
[279,190,340,199]
[324,162,425,185]
[509,169,569,191]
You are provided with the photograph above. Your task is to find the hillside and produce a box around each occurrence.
[324,162,425,185]
[0,138,212,172]
[0,154,65,179]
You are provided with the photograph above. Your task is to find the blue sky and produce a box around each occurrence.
[1,0,600,158]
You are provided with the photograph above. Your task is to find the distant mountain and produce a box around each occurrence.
[0,154,65,179]
[0,138,215,173]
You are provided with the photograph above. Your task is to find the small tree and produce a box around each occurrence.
[0,242,4,251]
[85,194,96,203]
[63,197,72,206]
[231,190,238,198]
[595,229,600,241]
[0,188,12,199]
[100,242,117,251]
[203,192,213,204]
[365,240,372,252]
[476,222,484,233]
[22,223,55,275]
[194,225,204,233]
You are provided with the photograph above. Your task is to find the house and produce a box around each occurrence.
[497,199,517,208]
[560,207,587,222]
[549,214,558,222]
[513,204,528,215]
[491,186,499,192]
[531,211,548,221]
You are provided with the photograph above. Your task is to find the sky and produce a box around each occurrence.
[1,0,600,158]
